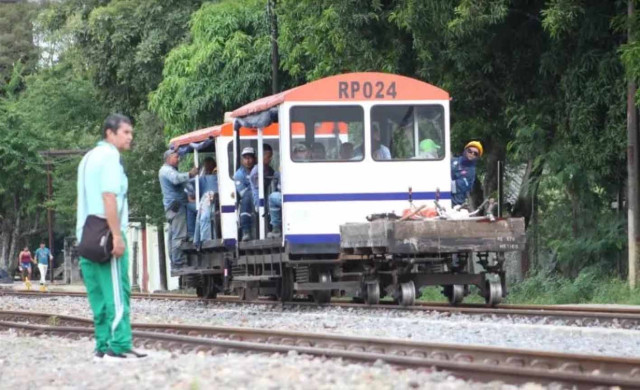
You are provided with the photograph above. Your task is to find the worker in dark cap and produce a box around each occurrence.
[234,147,256,241]
[158,149,197,272]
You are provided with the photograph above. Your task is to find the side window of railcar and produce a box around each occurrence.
[289,105,364,162]
[370,105,445,161]
[227,140,280,178]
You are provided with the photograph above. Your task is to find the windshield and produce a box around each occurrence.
[370,105,445,161]
[289,105,364,162]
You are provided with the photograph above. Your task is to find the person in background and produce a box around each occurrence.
[249,144,275,213]
[418,138,441,159]
[234,147,256,241]
[34,241,53,290]
[372,127,391,160]
[159,150,198,271]
[451,141,483,206]
[310,142,326,160]
[339,142,354,160]
[292,143,310,162]
[18,246,34,284]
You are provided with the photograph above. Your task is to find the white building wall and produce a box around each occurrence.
[126,222,179,292]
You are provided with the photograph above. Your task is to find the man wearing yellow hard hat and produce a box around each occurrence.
[451,141,483,206]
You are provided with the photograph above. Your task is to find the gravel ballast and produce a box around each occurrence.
[0,331,536,390]
[2,296,640,359]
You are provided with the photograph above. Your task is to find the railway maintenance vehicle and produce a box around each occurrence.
[168,72,525,306]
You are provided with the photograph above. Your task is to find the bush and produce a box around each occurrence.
[507,266,640,305]
[418,266,640,305]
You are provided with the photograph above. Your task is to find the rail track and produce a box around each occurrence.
[3,289,640,328]
[0,310,639,388]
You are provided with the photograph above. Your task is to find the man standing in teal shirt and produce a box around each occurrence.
[34,242,52,290]
[76,114,145,361]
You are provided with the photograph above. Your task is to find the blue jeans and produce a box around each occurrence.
[196,195,216,244]
[186,202,197,239]
[239,192,253,234]
[268,192,282,229]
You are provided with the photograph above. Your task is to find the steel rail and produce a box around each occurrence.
[0,290,208,301]
[3,290,640,328]
[0,313,639,388]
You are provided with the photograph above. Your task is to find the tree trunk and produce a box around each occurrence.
[627,0,640,288]
[0,229,10,271]
[7,195,22,273]
[267,0,279,94]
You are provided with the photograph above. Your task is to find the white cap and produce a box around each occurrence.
[241,147,255,156]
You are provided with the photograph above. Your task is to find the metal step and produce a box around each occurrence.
[233,275,281,282]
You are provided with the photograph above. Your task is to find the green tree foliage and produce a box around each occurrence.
[14,63,106,227]
[39,0,204,113]
[278,0,415,82]
[38,0,206,226]
[150,0,271,136]
[0,60,105,271]
[0,0,635,282]
[0,1,39,93]
[123,111,167,225]
[530,1,627,274]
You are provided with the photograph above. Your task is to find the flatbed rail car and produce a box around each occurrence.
[168,72,526,305]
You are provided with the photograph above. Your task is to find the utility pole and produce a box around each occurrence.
[267,0,279,94]
[628,0,640,289]
[39,149,88,283]
[46,162,54,282]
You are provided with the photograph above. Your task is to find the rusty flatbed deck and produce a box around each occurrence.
[340,218,526,254]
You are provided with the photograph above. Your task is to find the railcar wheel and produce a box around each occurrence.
[399,281,416,307]
[196,286,204,298]
[312,272,332,304]
[203,276,218,299]
[485,280,503,307]
[365,282,380,305]
[445,284,465,306]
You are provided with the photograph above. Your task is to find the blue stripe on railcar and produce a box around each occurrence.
[221,205,236,213]
[283,191,450,202]
[285,234,341,244]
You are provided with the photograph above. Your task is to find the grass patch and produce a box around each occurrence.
[418,266,640,305]
[507,267,640,305]
[418,286,485,304]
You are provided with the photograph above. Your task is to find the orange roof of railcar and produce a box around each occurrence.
[230,72,449,118]
[169,125,223,148]
[170,121,348,149]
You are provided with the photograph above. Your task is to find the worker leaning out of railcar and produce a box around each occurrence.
[267,169,282,238]
[249,144,275,213]
[450,141,483,206]
[234,147,256,241]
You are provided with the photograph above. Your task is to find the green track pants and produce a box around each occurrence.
[80,235,131,354]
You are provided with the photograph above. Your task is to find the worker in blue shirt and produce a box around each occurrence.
[34,242,52,290]
[451,141,483,206]
[249,144,275,212]
[158,150,197,271]
[234,147,256,241]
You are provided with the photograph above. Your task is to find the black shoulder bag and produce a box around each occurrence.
[77,150,124,263]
